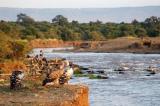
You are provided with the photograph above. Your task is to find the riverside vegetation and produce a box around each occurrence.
[0,14,160,41]
[0,14,160,61]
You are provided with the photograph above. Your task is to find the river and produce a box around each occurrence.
[33,49,160,106]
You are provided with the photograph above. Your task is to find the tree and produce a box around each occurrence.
[147,29,159,37]
[0,21,11,33]
[9,40,31,60]
[59,28,72,41]
[144,16,159,25]
[17,13,35,23]
[52,15,68,26]
[45,28,60,39]
[132,19,139,25]
[118,24,135,37]
[89,31,105,41]
[143,16,160,37]
[68,32,82,41]
[100,27,109,37]
[135,28,147,37]
[71,20,79,26]
[0,31,31,61]
[0,32,12,61]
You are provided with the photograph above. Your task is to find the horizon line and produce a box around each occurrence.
[0,5,160,9]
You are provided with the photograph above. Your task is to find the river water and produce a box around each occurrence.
[33,49,160,106]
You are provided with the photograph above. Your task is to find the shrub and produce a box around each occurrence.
[1,60,27,74]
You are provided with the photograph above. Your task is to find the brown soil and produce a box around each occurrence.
[73,37,160,54]
[0,84,89,106]
[29,37,160,54]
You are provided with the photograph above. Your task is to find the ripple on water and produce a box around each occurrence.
[33,50,160,106]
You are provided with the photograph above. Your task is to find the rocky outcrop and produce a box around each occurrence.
[0,85,89,106]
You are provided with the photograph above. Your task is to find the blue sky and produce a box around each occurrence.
[0,0,160,8]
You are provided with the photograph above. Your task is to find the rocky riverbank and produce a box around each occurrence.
[0,57,89,106]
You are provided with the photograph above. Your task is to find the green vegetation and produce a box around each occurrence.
[0,32,30,61]
[0,14,160,61]
[74,68,83,74]
[74,74,89,77]
[74,73,107,79]
[89,74,101,79]
[0,14,160,41]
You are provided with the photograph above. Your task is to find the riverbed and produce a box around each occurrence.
[33,49,160,106]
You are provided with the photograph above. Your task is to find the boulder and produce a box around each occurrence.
[97,75,108,79]
[145,66,158,74]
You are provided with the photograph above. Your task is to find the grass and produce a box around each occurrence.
[88,74,101,79]
[23,75,45,90]
[74,69,83,74]
[74,74,88,77]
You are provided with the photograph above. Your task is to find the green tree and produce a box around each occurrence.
[17,13,35,24]
[45,28,60,39]
[0,21,11,33]
[71,20,79,27]
[118,24,135,37]
[0,32,12,61]
[132,19,139,25]
[135,28,147,37]
[68,32,82,41]
[89,31,105,41]
[9,40,31,60]
[143,16,160,37]
[52,15,68,26]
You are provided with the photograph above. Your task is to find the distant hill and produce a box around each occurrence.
[0,6,160,23]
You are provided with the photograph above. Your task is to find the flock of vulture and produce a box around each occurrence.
[10,51,74,89]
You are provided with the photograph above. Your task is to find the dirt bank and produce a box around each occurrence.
[29,37,160,54]
[73,37,160,54]
[0,84,89,106]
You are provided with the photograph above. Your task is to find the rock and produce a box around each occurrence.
[79,66,90,70]
[97,75,108,79]
[96,70,105,74]
[115,67,129,71]
[145,66,157,74]
[119,71,125,74]
[89,74,108,79]
[150,71,156,75]
[86,70,94,74]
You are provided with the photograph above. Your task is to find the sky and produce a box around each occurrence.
[0,0,160,8]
